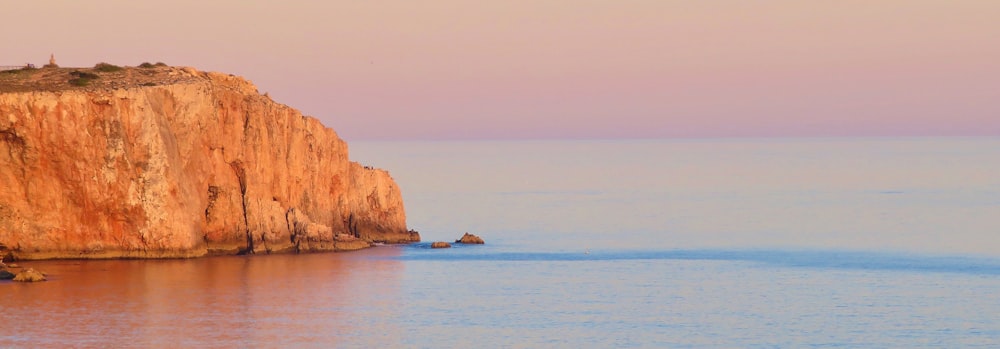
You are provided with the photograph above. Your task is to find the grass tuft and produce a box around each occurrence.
[94,62,123,72]
[2,66,38,74]
[68,78,92,86]
[70,71,99,79]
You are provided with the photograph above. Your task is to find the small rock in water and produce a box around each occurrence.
[0,269,14,280]
[430,242,452,249]
[12,268,46,282]
[455,232,485,244]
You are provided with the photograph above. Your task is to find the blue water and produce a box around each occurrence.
[399,245,1000,276]
[387,244,1000,348]
[351,138,1000,348]
[3,138,999,348]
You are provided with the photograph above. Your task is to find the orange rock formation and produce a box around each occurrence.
[0,67,418,259]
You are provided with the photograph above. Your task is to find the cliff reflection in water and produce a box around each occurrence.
[1,247,405,347]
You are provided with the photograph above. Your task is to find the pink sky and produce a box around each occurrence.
[3,1,999,140]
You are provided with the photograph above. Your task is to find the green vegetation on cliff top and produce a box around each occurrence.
[0,62,184,93]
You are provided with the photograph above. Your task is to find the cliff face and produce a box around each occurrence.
[0,69,418,260]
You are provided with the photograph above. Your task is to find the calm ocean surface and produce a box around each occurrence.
[3,138,999,348]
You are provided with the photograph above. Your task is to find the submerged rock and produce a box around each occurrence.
[12,268,46,282]
[431,242,452,249]
[455,233,484,244]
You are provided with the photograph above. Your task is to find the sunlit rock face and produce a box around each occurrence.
[0,68,417,260]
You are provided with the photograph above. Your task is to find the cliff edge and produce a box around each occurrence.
[0,65,419,260]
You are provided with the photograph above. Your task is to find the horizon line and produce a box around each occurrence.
[344,135,1000,143]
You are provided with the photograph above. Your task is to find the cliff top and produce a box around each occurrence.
[0,63,216,93]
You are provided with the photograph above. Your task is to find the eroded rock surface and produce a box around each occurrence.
[0,67,419,259]
[455,233,485,244]
[12,268,45,282]
[430,242,451,249]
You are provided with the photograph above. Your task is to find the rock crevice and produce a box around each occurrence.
[229,161,253,254]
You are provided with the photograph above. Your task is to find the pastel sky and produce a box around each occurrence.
[3,1,998,140]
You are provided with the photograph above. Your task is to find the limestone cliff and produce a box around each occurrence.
[0,66,418,259]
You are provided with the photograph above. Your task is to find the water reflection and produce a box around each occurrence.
[1,247,406,347]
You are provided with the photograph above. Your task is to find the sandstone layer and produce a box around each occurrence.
[0,66,418,260]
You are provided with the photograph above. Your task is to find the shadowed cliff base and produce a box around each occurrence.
[0,64,419,260]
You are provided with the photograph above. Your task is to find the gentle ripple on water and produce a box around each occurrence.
[391,244,1000,348]
[4,246,1000,348]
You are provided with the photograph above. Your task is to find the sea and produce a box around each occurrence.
[3,138,999,348]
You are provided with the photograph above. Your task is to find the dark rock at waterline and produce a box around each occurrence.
[12,268,46,282]
[455,233,484,244]
[0,269,14,280]
[431,242,452,249]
